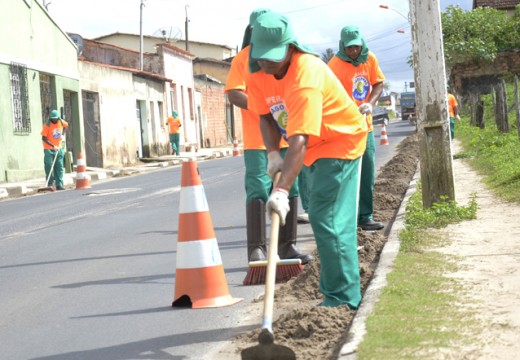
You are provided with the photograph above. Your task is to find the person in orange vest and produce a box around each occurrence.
[225,9,312,265]
[166,110,182,155]
[328,25,385,232]
[247,12,367,308]
[41,109,69,190]
[447,88,460,140]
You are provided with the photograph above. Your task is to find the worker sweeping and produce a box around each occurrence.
[41,109,68,191]
[225,9,312,280]
[247,12,367,308]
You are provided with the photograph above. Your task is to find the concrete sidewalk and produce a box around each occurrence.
[338,140,520,359]
[0,147,234,200]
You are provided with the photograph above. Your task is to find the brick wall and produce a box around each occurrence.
[195,79,243,148]
[451,50,520,93]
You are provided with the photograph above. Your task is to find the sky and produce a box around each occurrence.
[42,0,473,93]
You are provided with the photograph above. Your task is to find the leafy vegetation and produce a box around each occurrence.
[399,184,477,253]
[456,119,520,202]
[357,187,477,359]
[441,5,520,67]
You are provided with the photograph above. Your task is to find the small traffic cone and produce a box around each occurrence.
[380,123,389,146]
[75,152,91,190]
[172,159,242,309]
[232,137,240,157]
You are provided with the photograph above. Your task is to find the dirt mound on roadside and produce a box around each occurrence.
[230,134,420,359]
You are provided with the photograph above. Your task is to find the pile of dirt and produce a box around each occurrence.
[231,134,420,359]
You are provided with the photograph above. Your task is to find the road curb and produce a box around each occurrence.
[0,148,234,201]
[337,169,420,359]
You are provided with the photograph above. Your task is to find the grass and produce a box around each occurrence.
[357,188,478,359]
[356,78,519,359]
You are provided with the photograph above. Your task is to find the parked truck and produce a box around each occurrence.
[400,92,416,122]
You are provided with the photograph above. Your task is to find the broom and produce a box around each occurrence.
[243,172,304,286]
[243,258,302,285]
[37,147,60,193]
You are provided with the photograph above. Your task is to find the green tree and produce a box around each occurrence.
[320,48,335,63]
[441,5,520,68]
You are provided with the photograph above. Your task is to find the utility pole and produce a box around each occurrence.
[139,0,146,71]
[185,5,190,52]
[404,81,408,92]
[409,0,455,207]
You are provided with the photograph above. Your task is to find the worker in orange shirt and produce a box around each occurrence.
[166,111,182,155]
[328,25,385,232]
[248,12,367,308]
[41,109,69,190]
[447,88,460,140]
[225,9,312,265]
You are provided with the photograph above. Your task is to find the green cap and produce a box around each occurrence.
[250,12,295,62]
[340,25,363,47]
[172,110,179,118]
[241,8,271,49]
[248,12,318,72]
[335,25,369,66]
[49,110,60,119]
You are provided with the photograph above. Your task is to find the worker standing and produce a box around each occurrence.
[248,12,367,308]
[225,9,312,265]
[41,109,69,190]
[328,25,385,231]
[166,111,182,155]
[447,88,460,140]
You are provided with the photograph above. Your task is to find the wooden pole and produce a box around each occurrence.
[409,0,455,208]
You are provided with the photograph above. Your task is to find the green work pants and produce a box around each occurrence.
[244,149,299,205]
[358,131,375,224]
[308,157,362,308]
[169,133,180,155]
[298,165,310,212]
[450,117,455,140]
[44,149,64,188]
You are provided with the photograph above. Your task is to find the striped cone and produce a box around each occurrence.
[75,152,91,190]
[172,159,242,309]
[380,123,389,146]
[232,137,240,157]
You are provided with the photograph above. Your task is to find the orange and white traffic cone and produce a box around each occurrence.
[232,137,240,157]
[380,123,389,146]
[172,159,242,309]
[75,152,91,190]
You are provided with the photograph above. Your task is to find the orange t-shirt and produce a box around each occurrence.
[248,52,367,167]
[41,119,68,150]
[166,116,181,134]
[225,46,288,150]
[447,93,458,118]
[328,52,385,132]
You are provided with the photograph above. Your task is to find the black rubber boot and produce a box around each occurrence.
[247,199,267,262]
[278,197,313,265]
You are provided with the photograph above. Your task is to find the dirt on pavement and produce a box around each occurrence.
[213,134,421,360]
[212,135,520,360]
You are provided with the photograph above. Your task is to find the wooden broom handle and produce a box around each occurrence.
[261,172,282,335]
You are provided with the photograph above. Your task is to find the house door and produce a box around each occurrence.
[136,101,144,158]
[82,91,103,167]
[62,90,74,154]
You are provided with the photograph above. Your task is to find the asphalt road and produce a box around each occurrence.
[0,119,416,360]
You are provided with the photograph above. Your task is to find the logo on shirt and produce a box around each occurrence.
[352,76,369,102]
[52,128,62,139]
[269,102,288,141]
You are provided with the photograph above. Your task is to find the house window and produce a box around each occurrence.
[10,62,31,134]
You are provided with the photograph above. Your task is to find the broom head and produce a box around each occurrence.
[243,259,302,286]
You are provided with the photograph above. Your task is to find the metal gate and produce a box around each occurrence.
[82,91,103,168]
[39,74,53,123]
